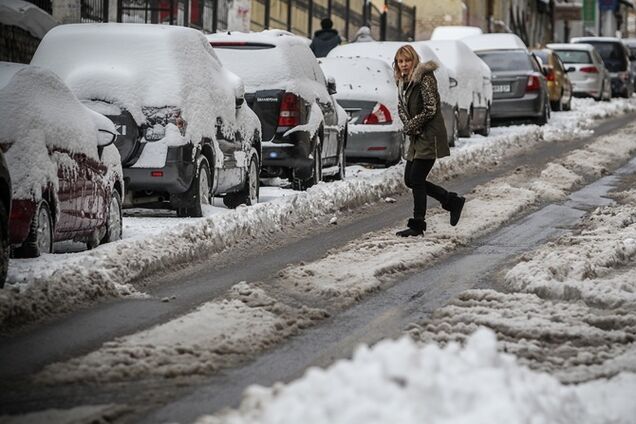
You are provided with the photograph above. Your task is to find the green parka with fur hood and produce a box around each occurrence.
[398,60,450,160]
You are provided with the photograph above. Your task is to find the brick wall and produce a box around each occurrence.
[0,24,41,64]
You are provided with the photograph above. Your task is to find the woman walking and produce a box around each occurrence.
[394,45,465,237]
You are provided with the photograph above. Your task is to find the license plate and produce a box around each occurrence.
[493,84,511,93]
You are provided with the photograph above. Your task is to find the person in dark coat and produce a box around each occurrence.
[310,18,342,57]
[394,44,465,237]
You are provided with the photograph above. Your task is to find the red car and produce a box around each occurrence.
[0,63,124,258]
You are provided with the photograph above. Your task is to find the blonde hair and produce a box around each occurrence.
[393,45,420,82]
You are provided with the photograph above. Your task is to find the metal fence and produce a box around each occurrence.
[23,0,52,14]
[82,0,109,22]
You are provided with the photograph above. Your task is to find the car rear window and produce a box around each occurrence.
[475,50,534,72]
[582,42,627,71]
[553,50,592,64]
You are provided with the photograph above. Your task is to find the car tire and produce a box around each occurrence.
[102,190,123,243]
[293,139,322,191]
[334,135,346,181]
[449,109,459,147]
[0,202,8,288]
[458,106,471,138]
[536,98,549,126]
[177,157,211,218]
[223,152,260,209]
[563,94,572,111]
[476,106,491,136]
[17,201,53,258]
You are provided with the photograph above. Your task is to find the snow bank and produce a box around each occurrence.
[196,328,636,424]
[3,98,636,329]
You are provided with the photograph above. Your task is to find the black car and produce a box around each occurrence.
[0,149,10,288]
[209,31,347,191]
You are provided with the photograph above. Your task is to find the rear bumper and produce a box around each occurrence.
[345,129,402,161]
[491,92,543,119]
[261,132,313,178]
[124,145,194,194]
[571,78,602,97]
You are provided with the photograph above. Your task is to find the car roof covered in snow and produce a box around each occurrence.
[430,26,483,41]
[571,36,623,44]
[327,41,442,67]
[417,40,490,77]
[207,30,331,104]
[0,63,117,199]
[461,33,528,52]
[317,57,396,102]
[546,43,597,52]
[31,23,242,144]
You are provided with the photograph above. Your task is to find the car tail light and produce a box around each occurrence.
[546,68,556,82]
[151,171,164,177]
[526,75,541,92]
[362,103,393,124]
[580,66,598,73]
[278,92,300,127]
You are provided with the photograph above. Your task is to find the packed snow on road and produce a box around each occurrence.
[2,97,636,423]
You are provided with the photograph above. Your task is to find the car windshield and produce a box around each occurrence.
[475,50,533,72]
[583,42,627,71]
[553,50,592,64]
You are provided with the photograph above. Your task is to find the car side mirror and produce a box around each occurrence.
[449,77,458,88]
[97,129,116,147]
[234,80,246,109]
[327,76,337,95]
[541,65,549,77]
[567,66,575,73]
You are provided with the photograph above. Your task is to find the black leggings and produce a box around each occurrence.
[404,159,449,220]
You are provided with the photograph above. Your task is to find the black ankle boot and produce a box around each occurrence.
[396,218,426,237]
[445,193,465,227]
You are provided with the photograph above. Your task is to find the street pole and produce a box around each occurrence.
[380,0,387,41]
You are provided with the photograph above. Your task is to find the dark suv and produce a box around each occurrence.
[0,149,10,288]
[32,24,262,217]
[572,37,634,98]
[209,30,347,191]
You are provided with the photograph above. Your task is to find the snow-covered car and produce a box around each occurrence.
[0,149,9,288]
[547,43,612,101]
[31,24,262,216]
[208,30,347,190]
[570,37,634,98]
[462,33,551,125]
[430,25,483,41]
[0,62,123,258]
[418,40,492,136]
[327,41,459,146]
[318,57,403,166]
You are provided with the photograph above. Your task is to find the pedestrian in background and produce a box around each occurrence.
[352,25,374,42]
[310,17,341,57]
[394,44,465,237]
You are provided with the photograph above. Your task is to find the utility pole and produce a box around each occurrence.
[380,0,388,41]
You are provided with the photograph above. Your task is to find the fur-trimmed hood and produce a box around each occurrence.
[410,60,438,82]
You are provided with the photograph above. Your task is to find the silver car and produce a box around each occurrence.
[547,43,612,101]
[318,57,403,166]
[570,37,633,98]
[622,38,636,87]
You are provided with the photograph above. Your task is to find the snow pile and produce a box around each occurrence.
[197,328,635,424]
[506,204,636,308]
[409,185,636,384]
[36,282,327,384]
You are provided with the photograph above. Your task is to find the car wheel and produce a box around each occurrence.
[298,140,322,191]
[386,137,404,167]
[458,107,472,138]
[102,190,123,243]
[563,94,572,111]
[476,106,491,136]
[536,98,549,126]
[18,201,53,258]
[0,202,8,288]
[177,157,211,217]
[449,109,459,147]
[223,152,260,208]
[334,136,346,181]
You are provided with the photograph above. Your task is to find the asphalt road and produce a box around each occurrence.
[1,112,635,422]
